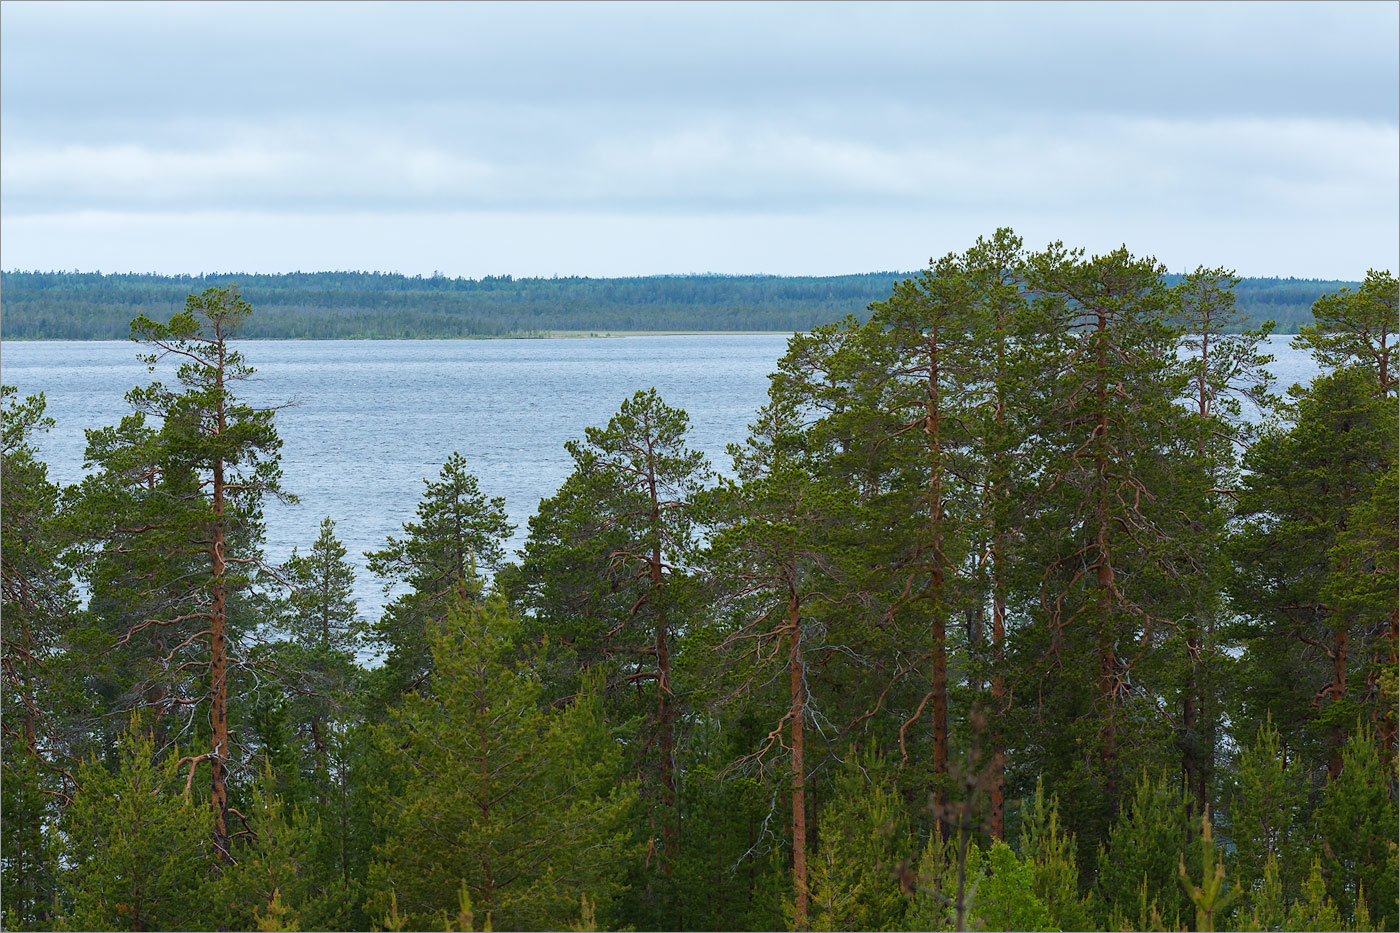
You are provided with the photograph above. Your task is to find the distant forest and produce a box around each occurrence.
[0,269,1358,339]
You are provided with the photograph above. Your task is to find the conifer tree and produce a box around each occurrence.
[1225,716,1308,900]
[265,518,361,780]
[958,228,1037,839]
[1020,780,1094,932]
[1312,729,1399,928]
[1095,772,1192,927]
[366,596,637,931]
[511,388,710,902]
[1283,859,1346,933]
[858,251,982,803]
[701,398,857,930]
[55,727,221,931]
[1171,266,1276,815]
[1017,243,1192,836]
[1294,269,1398,395]
[365,453,512,701]
[69,287,290,861]
[804,753,910,932]
[1230,367,1398,777]
[1,387,83,927]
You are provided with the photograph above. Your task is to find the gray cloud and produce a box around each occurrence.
[2,0,1396,278]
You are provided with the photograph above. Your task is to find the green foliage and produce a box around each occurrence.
[6,248,1396,933]
[1313,729,1400,929]
[54,727,220,931]
[217,763,361,933]
[365,453,512,699]
[1229,366,1398,775]
[1293,268,1399,394]
[805,754,910,932]
[1095,772,1190,929]
[1225,716,1308,899]
[904,833,1054,932]
[1021,780,1094,932]
[365,596,637,931]
[1283,858,1346,932]
[1246,853,1287,932]
[1177,808,1239,932]
[279,517,359,653]
[1,386,80,930]
[670,760,783,931]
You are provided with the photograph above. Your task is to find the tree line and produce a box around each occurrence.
[2,229,1396,932]
[0,268,1354,340]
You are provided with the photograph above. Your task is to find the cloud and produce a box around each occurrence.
[4,113,1391,218]
[1,1,1395,277]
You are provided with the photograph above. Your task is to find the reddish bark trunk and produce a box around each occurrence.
[648,475,678,877]
[210,458,230,861]
[925,334,949,802]
[989,556,1007,839]
[1328,626,1348,779]
[1094,313,1119,806]
[789,591,808,932]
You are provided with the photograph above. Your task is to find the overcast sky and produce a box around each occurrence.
[2,1,1396,278]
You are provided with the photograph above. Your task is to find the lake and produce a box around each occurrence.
[1,334,1320,622]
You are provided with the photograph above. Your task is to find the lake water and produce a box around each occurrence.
[1,334,1320,622]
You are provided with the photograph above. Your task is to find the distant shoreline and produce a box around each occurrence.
[0,270,1345,339]
[0,330,799,342]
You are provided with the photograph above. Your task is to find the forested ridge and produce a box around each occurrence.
[0,269,1354,339]
[2,230,1396,933]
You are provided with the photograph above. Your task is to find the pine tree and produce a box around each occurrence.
[1230,367,1398,778]
[1016,243,1192,840]
[701,397,857,931]
[1,387,82,927]
[1283,858,1346,933]
[1294,269,1398,396]
[1312,729,1399,928]
[1095,772,1191,927]
[55,726,221,931]
[1225,716,1308,901]
[365,596,637,931]
[804,753,910,932]
[1171,265,1276,816]
[511,388,710,911]
[858,251,983,805]
[259,516,362,848]
[1020,779,1094,932]
[68,287,291,861]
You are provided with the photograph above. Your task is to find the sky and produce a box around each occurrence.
[1,0,1396,279]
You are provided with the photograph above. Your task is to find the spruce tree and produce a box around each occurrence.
[365,453,512,701]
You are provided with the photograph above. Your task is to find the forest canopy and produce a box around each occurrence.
[0,268,1355,339]
[1,233,1396,933]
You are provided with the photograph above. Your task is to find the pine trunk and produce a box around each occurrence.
[789,589,808,932]
[210,455,230,861]
[925,336,949,802]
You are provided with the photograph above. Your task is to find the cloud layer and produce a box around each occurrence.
[3,1,1396,277]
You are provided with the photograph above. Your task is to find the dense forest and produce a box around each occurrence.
[0,268,1356,340]
[2,230,1396,933]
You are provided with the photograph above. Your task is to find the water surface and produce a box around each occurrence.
[2,334,1321,621]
